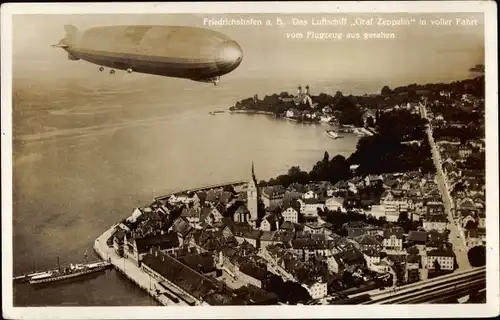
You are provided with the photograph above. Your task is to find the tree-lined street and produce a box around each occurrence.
[420,103,471,271]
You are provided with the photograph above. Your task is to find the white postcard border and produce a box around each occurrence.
[1,1,498,319]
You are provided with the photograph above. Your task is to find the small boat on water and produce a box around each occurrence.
[28,253,111,285]
[209,110,225,115]
[324,130,343,139]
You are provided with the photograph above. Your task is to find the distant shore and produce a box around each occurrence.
[229,110,275,115]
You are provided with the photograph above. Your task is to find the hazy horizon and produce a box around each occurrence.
[8,11,490,309]
[11,12,485,140]
[13,13,484,85]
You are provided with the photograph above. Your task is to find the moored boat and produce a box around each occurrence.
[324,130,343,139]
[28,254,111,285]
[29,261,111,285]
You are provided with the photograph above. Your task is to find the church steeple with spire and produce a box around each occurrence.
[247,161,259,226]
[251,161,257,182]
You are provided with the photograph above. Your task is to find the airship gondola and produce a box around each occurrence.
[52,25,243,85]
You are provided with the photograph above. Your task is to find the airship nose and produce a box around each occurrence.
[216,40,243,72]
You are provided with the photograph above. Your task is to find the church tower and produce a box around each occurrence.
[247,162,259,226]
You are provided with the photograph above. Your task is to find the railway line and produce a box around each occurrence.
[360,267,485,304]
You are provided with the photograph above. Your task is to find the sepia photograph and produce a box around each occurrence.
[1,2,498,319]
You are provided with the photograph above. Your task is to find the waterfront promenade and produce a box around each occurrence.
[93,226,186,306]
[93,179,251,306]
[420,103,471,271]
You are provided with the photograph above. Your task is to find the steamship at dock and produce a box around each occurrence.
[29,261,111,285]
[15,252,112,285]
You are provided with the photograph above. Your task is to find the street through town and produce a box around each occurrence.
[420,103,471,271]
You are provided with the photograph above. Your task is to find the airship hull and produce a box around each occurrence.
[57,25,243,82]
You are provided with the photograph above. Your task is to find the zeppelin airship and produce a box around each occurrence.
[52,25,243,85]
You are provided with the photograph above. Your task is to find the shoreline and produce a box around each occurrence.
[93,180,249,306]
[229,110,376,135]
[229,110,274,115]
[93,224,177,306]
[229,109,337,125]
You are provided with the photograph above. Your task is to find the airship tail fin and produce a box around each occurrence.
[64,25,79,38]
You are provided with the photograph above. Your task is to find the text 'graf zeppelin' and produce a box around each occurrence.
[289,17,479,27]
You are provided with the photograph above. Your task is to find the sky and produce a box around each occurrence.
[12,13,485,83]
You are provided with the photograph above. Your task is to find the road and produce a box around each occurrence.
[420,103,471,271]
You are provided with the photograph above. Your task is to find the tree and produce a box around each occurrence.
[334,91,344,101]
[223,185,235,194]
[398,211,409,224]
[381,85,392,95]
[407,246,419,255]
[322,151,330,164]
[316,207,324,216]
[366,116,375,127]
[282,281,312,304]
[467,246,486,267]
[342,271,355,287]
[288,166,302,177]
[258,180,268,187]
[433,259,441,271]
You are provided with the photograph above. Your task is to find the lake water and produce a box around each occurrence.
[9,11,483,306]
[11,75,369,306]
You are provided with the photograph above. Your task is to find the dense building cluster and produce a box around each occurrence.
[106,76,484,305]
[109,160,462,305]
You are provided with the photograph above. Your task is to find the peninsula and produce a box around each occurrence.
[95,74,486,305]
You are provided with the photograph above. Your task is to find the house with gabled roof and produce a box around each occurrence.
[212,203,225,219]
[170,217,193,246]
[233,204,251,224]
[194,191,207,208]
[279,220,302,232]
[426,247,455,271]
[362,247,383,267]
[259,214,280,232]
[261,185,286,208]
[383,178,399,190]
[200,207,215,226]
[365,174,383,186]
[302,278,328,300]
[218,191,233,206]
[325,197,344,212]
[181,207,200,226]
[354,234,382,251]
[125,231,180,265]
[408,230,427,247]
[205,190,221,206]
[423,214,448,232]
[298,198,325,217]
[281,202,300,224]
[426,230,450,251]
[382,227,404,251]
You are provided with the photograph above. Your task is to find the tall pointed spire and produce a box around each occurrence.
[247,161,259,224]
[251,161,256,182]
